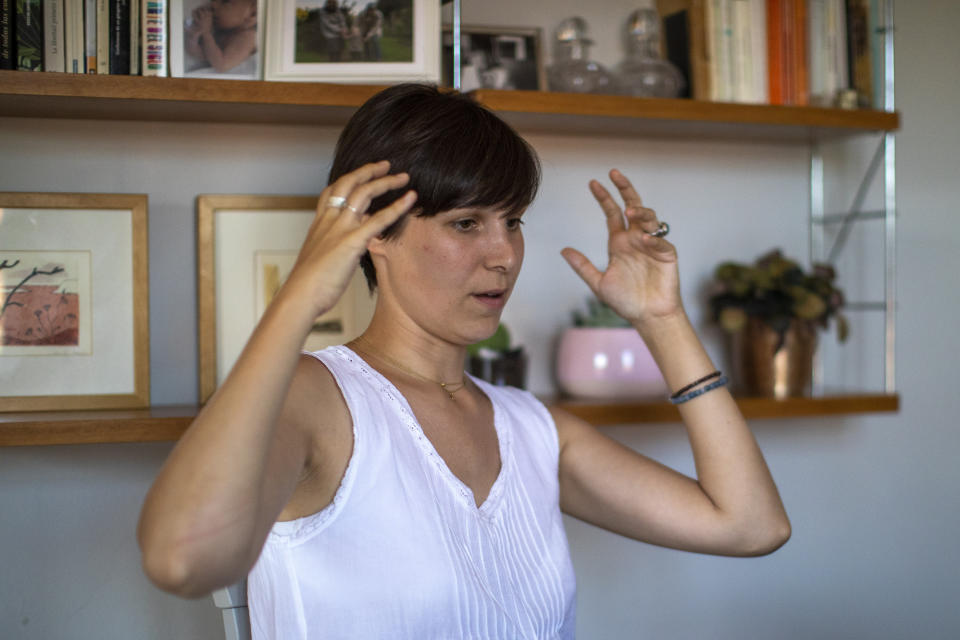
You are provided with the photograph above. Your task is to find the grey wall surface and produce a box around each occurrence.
[2,1,958,638]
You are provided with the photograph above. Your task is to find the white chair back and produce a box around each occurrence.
[212,579,251,640]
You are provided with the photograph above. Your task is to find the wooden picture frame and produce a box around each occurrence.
[169,0,266,80]
[264,0,440,83]
[196,195,375,404]
[442,24,547,92]
[0,193,150,412]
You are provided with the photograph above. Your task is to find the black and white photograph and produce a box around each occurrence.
[443,25,546,91]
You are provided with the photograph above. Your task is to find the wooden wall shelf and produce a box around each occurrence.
[0,71,898,141]
[0,394,899,447]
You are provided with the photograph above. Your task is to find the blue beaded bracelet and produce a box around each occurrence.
[669,375,729,405]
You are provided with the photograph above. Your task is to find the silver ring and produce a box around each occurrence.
[327,196,347,208]
[345,204,359,214]
[650,221,670,238]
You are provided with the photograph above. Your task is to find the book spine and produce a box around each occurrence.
[126,0,135,73]
[63,0,83,71]
[750,0,768,103]
[108,0,128,73]
[42,0,64,71]
[0,0,11,69]
[141,0,165,76]
[691,0,712,100]
[808,0,825,104]
[16,0,44,70]
[869,0,884,109]
[781,0,793,105]
[95,0,106,72]
[766,0,783,104]
[846,0,872,107]
[83,0,94,70]
[792,0,808,105]
[730,0,753,102]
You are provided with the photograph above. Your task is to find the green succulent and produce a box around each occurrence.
[572,298,631,328]
[709,249,849,342]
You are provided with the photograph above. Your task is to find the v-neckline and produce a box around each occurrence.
[340,345,510,516]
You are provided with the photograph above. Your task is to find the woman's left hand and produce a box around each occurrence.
[561,169,683,329]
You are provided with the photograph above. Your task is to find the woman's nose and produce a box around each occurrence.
[484,229,521,272]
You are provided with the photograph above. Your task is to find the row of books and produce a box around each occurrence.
[0,0,166,75]
[657,0,886,108]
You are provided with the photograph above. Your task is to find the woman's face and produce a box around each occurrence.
[373,206,525,346]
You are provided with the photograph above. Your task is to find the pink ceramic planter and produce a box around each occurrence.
[555,328,668,399]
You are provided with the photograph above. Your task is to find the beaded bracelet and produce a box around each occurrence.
[669,375,729,405]
[669,371,721,400]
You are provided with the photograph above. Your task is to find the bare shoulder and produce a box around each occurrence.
[546,404,597,456]
[277,352,354,521]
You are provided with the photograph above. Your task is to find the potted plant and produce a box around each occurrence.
[554,298,667,399]
[708,249,848,397]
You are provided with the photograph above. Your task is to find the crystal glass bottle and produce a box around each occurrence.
[547,17,618,94]
[616,8,685,98]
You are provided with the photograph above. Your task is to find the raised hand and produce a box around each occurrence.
[561,169,682,329]
[282,161,416,319]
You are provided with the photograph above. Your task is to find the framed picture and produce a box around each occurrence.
[442,25,546,92]
[197,195,375,403]
[265,0,440,83]
[169,0,265,79]
[0,193,150,412]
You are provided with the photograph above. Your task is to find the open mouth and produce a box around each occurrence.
[472,289,508,307]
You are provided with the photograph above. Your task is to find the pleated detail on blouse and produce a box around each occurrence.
[248,345,576,639]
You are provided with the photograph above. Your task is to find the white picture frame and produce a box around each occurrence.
[169,0,265,79]
[265,0,440,83]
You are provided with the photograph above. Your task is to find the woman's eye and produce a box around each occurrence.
[506,218,525,230]
[453,219,477,231]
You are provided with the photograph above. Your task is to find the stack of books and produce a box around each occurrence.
[0,0,166,76]
[656,0,884,108]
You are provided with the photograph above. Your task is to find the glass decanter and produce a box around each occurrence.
[616,8,685,98]
[547,17,618,94]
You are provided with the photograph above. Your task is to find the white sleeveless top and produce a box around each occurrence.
[247,346,577,639]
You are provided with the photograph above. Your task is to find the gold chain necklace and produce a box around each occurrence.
[352,336,467,400]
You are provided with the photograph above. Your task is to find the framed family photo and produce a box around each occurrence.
[442,25,546,91]
[265,0,440,83]
[169,0,266,79]
[0,193,150,412]
[196,195,375,403]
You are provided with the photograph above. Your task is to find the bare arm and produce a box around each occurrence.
[555,169,790,557]
[198,27,257,73]
[137,162,417,597]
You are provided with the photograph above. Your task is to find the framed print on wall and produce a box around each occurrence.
[442,25,546,91]
[197,195,375,404]
[265,0,440,83]
[169,0,266,79]
[0,193,150,412]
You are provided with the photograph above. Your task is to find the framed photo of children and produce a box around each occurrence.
[169,0,266,79]
[0,193,150,412]
[264,0,440,83]
[442,25,546,92]
[196,195,375,404]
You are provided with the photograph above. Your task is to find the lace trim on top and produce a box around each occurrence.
[265,350,361,545]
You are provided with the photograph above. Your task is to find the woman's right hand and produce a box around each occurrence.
[282,161,416,318]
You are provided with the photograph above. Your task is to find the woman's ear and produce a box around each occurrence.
[366,234,388,258]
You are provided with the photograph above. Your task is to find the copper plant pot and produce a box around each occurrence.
[728,317,817,398]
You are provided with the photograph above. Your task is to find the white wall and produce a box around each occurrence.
[2,1,958,637]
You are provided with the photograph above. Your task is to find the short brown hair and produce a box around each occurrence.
[329,83,541,290]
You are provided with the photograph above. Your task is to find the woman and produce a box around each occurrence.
[137,84,790,639]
